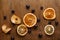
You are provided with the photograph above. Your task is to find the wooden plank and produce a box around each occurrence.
[0,0,60,40]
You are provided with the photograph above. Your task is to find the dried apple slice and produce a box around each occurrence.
[11,15,21,24]
[2,24,11,33]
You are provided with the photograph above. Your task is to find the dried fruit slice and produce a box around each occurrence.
[2,24,11,33]
[17,24,28,36]
[43,8,56,20]
[44,25,54,35]
[11,15,21,24]
[23,13,37,27]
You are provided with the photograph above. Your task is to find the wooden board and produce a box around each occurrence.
[0,0,60,40]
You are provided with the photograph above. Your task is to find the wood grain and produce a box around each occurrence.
[0,0,60,40]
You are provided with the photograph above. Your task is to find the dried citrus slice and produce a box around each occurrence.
[23,13,37,27]
[17,24,28,36]
[2,24,11,33]
[43,8,56,20]
[44,25,54,35]
[11,15,21,24]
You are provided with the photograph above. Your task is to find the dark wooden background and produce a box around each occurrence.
[0,0,60,40]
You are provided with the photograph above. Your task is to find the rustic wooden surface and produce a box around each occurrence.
[0,0,60,40]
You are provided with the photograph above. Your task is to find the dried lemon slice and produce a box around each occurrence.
[23,13,37,27]
[17,24,28,36]
[44,25,54,35]
[43,8,56,20]
[2,24,11,33]
[11,15,21,24]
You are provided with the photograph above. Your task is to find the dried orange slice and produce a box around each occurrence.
[44,25,54,35]
[23,13,37,27]
[43,8,56,20]
[17,24,28,36]
[11,15,21,24]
